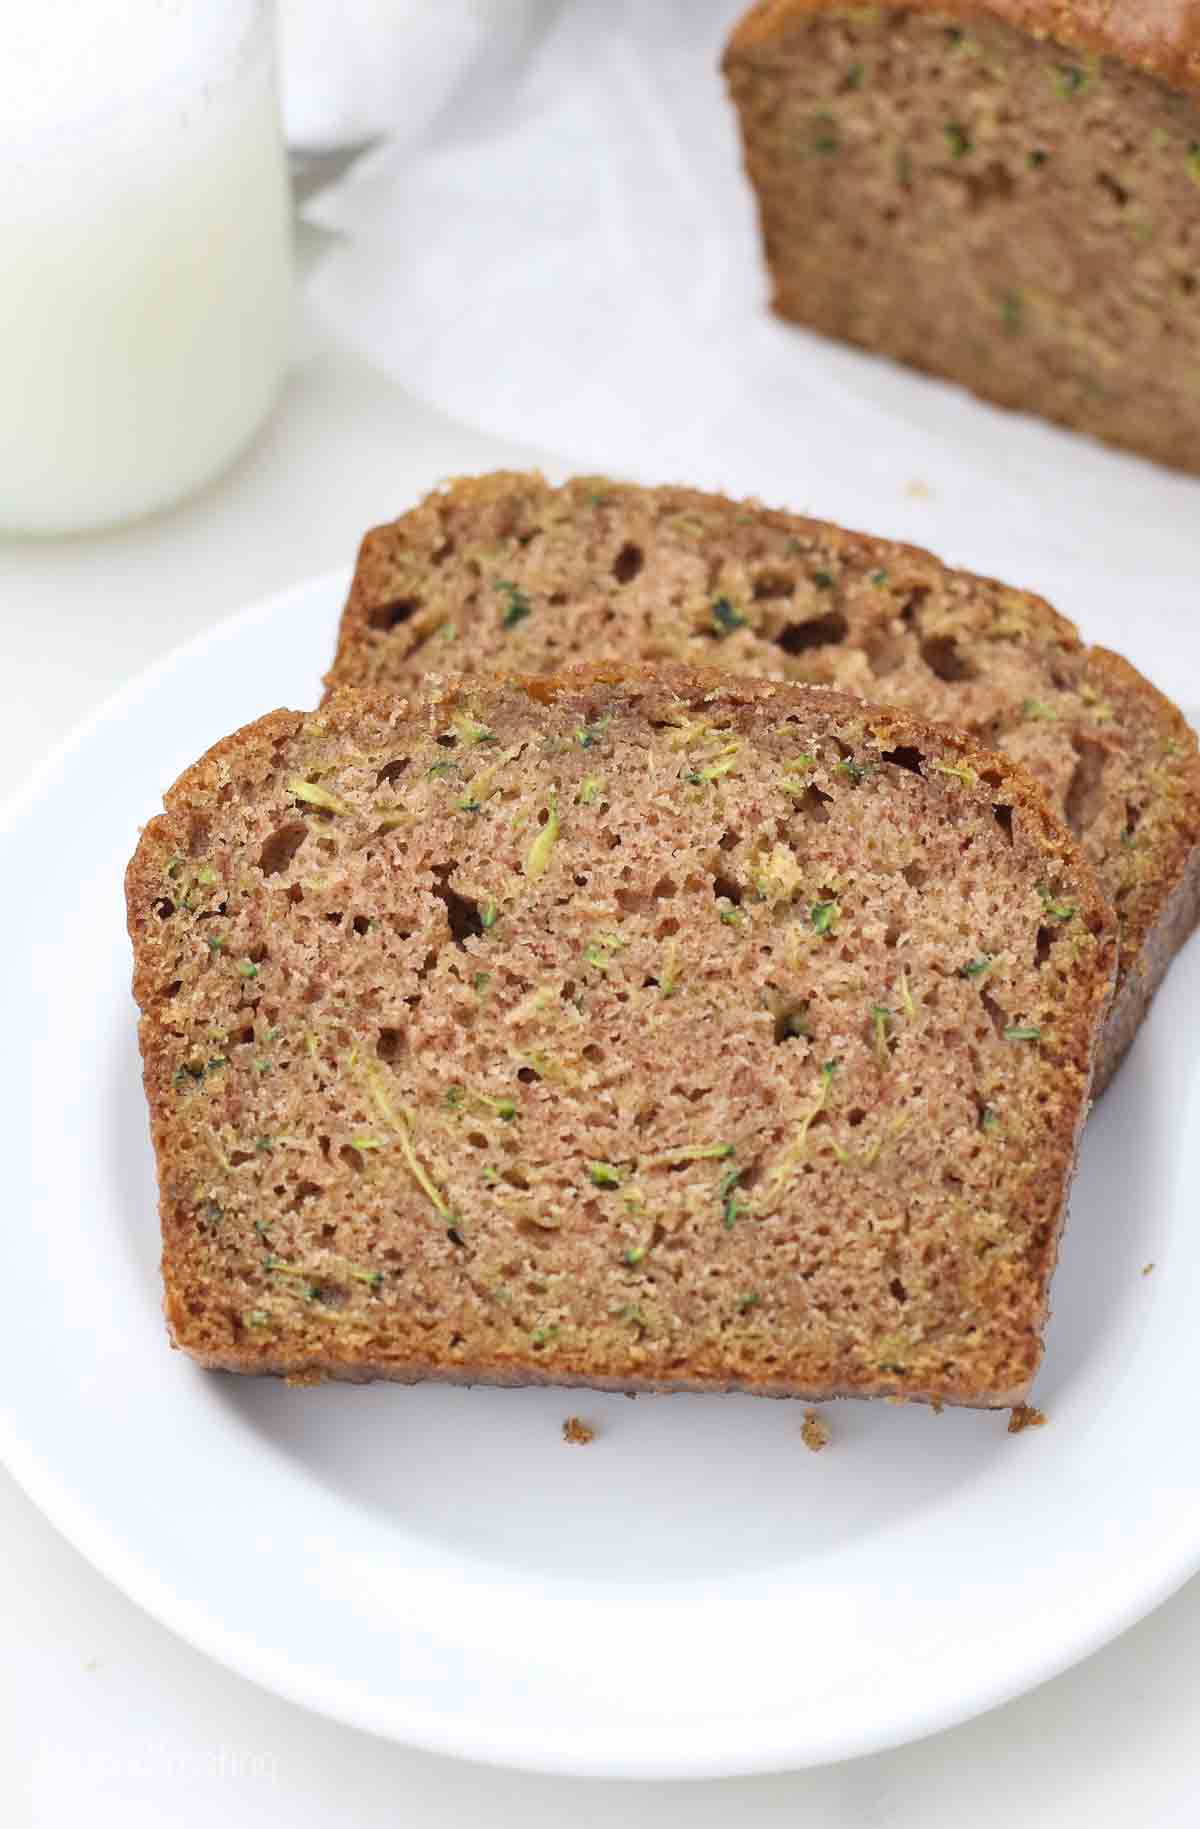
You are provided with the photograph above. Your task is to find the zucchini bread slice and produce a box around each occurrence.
[324,472,1200,1090]
[723,2,1200,474]
[127,667,1116,1407]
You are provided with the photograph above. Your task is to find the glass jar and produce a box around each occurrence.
[0,1,294,535]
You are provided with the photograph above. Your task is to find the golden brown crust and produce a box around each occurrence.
[326,471,1085,694]
[177,1344,1032,1407]
[128,667,1116,1408]
[1079,649,1200,1086]
[725,0,1200,102]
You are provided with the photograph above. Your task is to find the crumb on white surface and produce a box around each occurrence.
[1007,1403,1047,1435]
[801,1409,831,1453]
[562,1415,594,1445]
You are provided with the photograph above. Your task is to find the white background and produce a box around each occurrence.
[4,265,1200,1827]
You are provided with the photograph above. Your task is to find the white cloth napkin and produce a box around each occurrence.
[278,0,548,150]
[301,0,1200,665]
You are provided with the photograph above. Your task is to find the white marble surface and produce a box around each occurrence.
[4,314,1200,1828]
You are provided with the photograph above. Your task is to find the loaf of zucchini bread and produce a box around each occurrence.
[723,2,1200,473]
[324,472,1200,1089]
[127,668,1116,1406]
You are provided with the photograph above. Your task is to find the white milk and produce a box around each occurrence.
[0,2,293,534]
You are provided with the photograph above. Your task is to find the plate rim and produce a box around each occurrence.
[0,568,1197,1780]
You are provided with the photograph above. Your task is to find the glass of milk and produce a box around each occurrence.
[0,2,294,536]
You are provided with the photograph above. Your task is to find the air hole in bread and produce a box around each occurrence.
[966,161,1015,208]
[882,745,924,774]
[612,543,644,584]
[1096,170,1129,208]
[776,610,848,654]
[1064,737,1107,836]
[259,824,308,877]
[980,990,1008,1037]
[753,571,795,600]
[901,860,926,889]
[772,998,810,1043]
[920,634,977,682]
[367,597,420,632]
[993,804,1014,843]
[794,783,833,823]
[376,1027,403,1063]
[376,758,409,786]
[431,875,484,947]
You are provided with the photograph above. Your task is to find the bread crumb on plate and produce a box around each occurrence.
[1007,1403,1047,1434]
[563,1416,594,1446]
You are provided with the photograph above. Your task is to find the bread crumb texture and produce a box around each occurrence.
[724,4,1200,474]
[326,474,1200,1091]
[562,1416,595,1445]
[801,1408,831,1451]
[127,667,1116,1408]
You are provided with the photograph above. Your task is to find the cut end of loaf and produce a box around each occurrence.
[723,4,1200,474]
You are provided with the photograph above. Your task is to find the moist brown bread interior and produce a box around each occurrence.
[324,472,1200,1089]
[723,4,1200,474]
[729,0,1200,101]
[127,667,1116,1407]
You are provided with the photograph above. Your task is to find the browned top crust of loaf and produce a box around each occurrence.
[127,666,1116,1408]
[324,473,1200,1088]
[726,0,1200,102]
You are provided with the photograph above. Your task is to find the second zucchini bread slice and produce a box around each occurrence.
[324,472,1200,1088]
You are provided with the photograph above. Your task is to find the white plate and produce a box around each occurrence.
[1,570,1198,1780]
